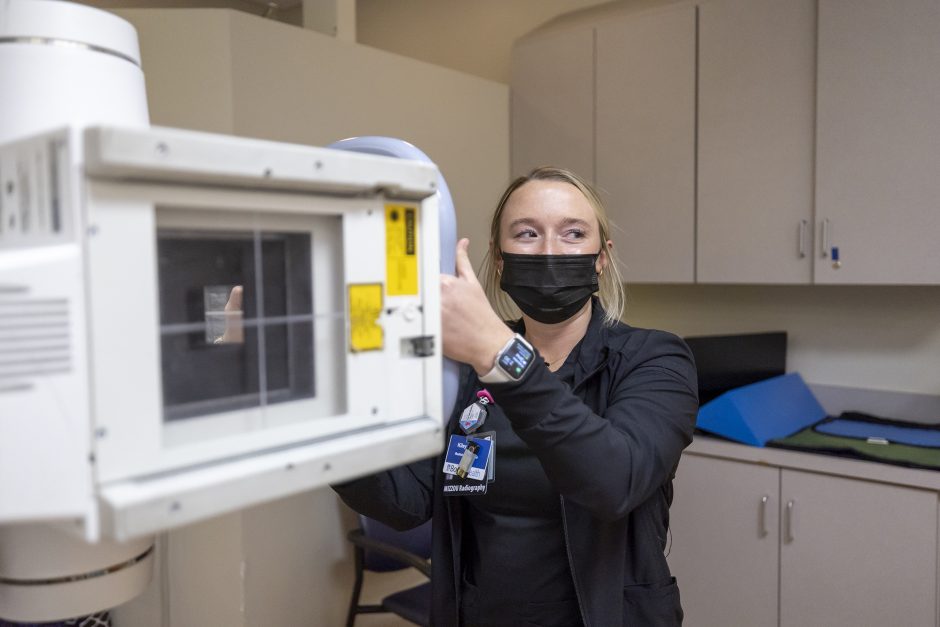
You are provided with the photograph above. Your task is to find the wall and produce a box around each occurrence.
[107,8,508,626]
[79,0,620,84]
[223,8,507,267]
[355,0,614,83]
[625,285,940,398]
[125,8,237,133]
[79,0,303,26]
[121,7,507,268]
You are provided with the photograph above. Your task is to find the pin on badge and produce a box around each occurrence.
[459,389,494,434]
[459,402,487,433]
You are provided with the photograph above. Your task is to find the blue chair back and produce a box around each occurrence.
[359,515,432,572]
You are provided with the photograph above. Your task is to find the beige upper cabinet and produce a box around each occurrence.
[697,0,816,283]
[511,0,940,285]
[510,26,594,181]
[596,5,696,283]
[815,0,940,284]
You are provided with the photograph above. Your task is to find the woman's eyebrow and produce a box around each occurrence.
[506,217,594,232]
[507,217,540,230]
[559,217,592,229]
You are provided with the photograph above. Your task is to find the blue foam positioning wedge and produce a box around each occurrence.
[696,373,826,447]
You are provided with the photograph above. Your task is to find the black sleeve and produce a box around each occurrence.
[331,364,478,530]
[488,330,698,522]
[332,459,436,531]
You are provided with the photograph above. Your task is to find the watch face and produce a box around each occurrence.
[498,338,534,380]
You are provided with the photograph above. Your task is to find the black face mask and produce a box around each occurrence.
[500,251,601,324]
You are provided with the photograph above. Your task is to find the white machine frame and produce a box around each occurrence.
[0,125,445,542]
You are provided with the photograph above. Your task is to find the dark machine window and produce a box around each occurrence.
[156,228,314,421]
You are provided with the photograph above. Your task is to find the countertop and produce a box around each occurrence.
[686,434,940,493]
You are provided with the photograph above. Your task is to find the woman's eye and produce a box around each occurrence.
[565,229,586,239]
[513,229,538,239]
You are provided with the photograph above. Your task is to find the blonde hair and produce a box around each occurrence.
[480,166,627,326]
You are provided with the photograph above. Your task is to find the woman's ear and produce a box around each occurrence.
[491,241,503,275]
[597,240,613,274]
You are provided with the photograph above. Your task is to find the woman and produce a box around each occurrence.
[335,167,698,626]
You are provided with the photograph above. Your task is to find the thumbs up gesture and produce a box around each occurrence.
[441,239,514,376]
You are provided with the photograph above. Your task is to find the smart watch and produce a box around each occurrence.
[479,333,535,384]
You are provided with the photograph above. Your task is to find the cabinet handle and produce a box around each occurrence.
[785,499,795,543]
[758,494,769,538]
[820,219,830,258]
[798,220,808,258]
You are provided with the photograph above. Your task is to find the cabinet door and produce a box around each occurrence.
[667,454,779,627]
[511,27,594,180]
[697,0,816,283]
[595,5,695,283]
[780,470,938,626]
[815,0,940,284]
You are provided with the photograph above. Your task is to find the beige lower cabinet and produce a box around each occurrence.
[668,454,779,626]
[668,453,939,627]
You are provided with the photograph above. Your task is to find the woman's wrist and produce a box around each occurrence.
[472,328,515,376]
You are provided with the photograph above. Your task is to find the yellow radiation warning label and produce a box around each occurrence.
[385,204,419,296]
[348,283,383,352]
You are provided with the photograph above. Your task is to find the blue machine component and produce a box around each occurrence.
[696,372,827,447]
[328,136,459,421]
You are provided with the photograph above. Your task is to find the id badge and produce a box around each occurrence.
[442,433,494,496]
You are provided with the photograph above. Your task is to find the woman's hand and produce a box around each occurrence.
[441,238,514,375]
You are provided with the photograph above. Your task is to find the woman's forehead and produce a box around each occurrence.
[501,180,597,226]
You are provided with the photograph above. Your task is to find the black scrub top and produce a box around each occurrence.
[459,348,584,627]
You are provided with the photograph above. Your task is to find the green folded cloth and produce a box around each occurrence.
[769,427,940,470]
